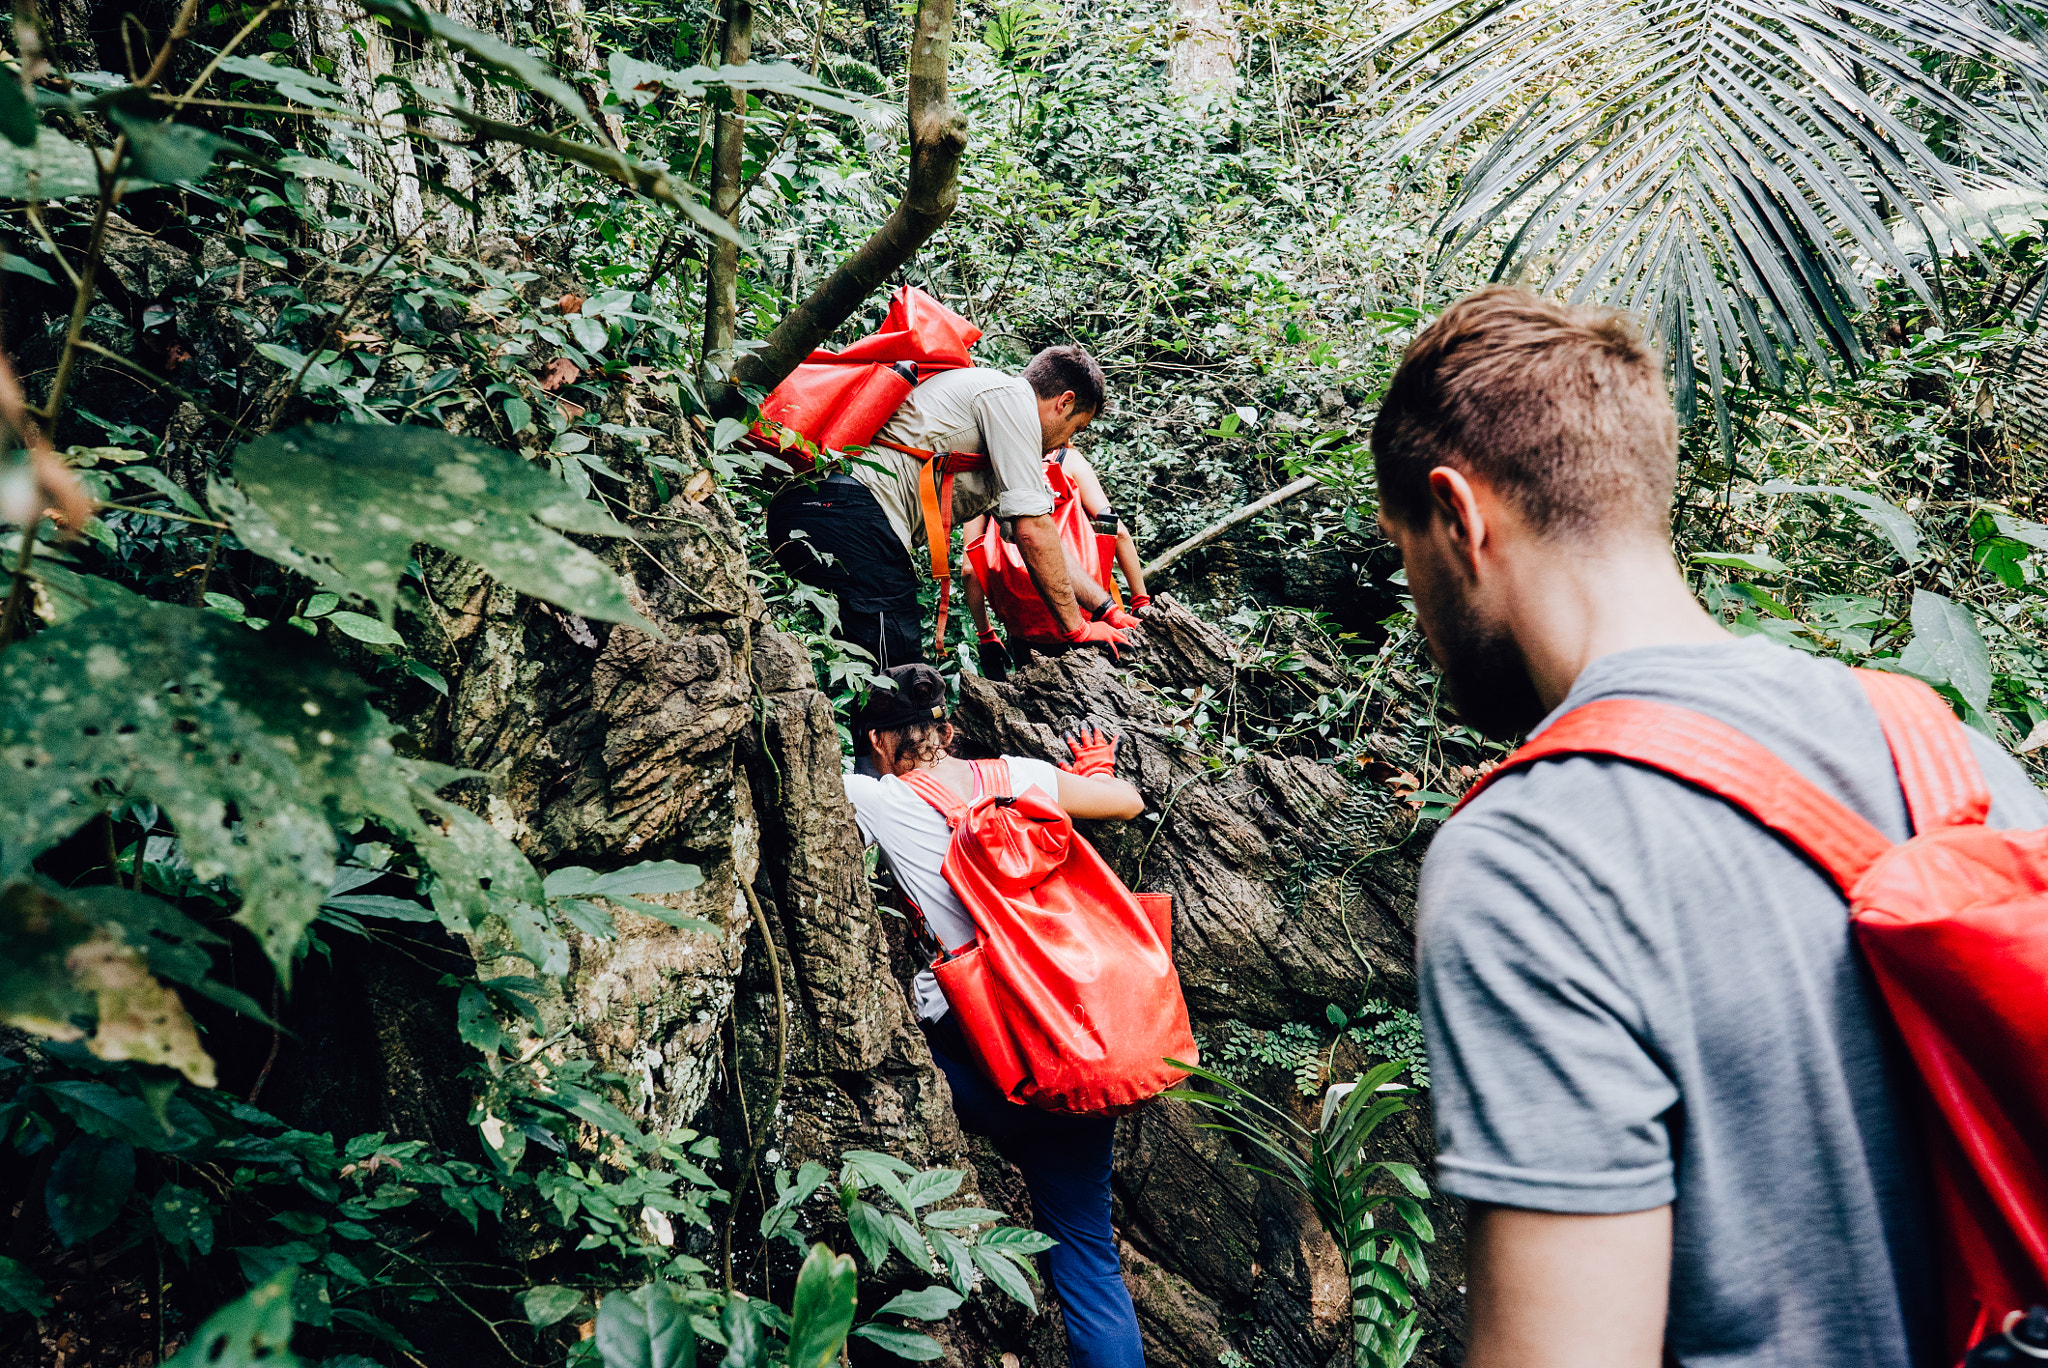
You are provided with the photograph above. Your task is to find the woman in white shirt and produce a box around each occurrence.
[843,663,1148,1368]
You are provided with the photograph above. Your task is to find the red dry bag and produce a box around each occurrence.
[966,454,1122,646]
[1454,670,2048,1361]
[901,759,1196,1115]
[751,285,990,656]
[750,285,982,469]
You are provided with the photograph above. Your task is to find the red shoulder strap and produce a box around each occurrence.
[1451,698,1893,894]
[900,769,967,825]
[899,760,1012,825]
[1854,670,1991,833]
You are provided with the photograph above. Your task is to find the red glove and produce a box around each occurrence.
[1060,727,1119,777]
[1129,595,1152,611]
[1102,606,1142,630]
[1059,618,1128,658]
[978,626,1002,644]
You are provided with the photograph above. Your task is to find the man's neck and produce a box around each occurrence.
[1502,538,1731,712]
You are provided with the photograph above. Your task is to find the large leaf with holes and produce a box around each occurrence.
[217,425,656,634]
[0,596,540,979]
[0,128,105,199]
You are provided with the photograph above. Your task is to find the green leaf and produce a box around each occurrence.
[166,1269,301,1368]
[848,1324,945,1361]
[275,153,373,190]
[919,1206,1004,1229]
[1763,483,1920,564]
[899,1168,964,1210]
[0,128,105,199]
[0,1255,51,1317]
[870,1285,962,1321]
[543,861,705,900]
[973,1225,1056,1255]
[40,1080,168,1147]
[969,1243,1035,1311]
[47,1134,135,1245]
[594,1281,696,1368]
[845,1198,892,1272]
[108,109,245,184]
[212,55,347,108]
[361,0,597,130]
[0,72,38,148]
[0,881,96,1038]
[927,1227,973,1295]
[1896,589,1992,717]
[0,596,540,978]
[503,396,533,434]
[322,894,436,923]
[1691,551,1789,576]
[123,465,205,518]
[154,1185,217,1255]
[456,984,507,1055]
[326,611,404,646]
[2,251,53,284]
[785,1245,858,1368]
[523,1284,585,1328]
[220,425,658,634]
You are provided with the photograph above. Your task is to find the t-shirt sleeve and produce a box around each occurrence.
[975,379,1055,521]
[1004,756,1062,802]
[1418,800,1681,1214]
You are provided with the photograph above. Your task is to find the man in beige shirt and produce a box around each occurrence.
[766,345,1129,668]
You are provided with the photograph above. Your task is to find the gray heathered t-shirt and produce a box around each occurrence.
[1418,637,2048,1368]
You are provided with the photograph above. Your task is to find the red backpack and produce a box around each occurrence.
[1455,670,2048,1359]
[749,286,991,656]
[899,759,1196,1115]
[964,453,1122,646]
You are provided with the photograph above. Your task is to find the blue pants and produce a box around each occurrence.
[929,1028,1145,1368]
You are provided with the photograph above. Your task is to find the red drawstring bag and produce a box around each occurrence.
[750,285,982,469]
[965,454,1121,646]
[901,759,1196,1115]
[1455,670,2048,1361]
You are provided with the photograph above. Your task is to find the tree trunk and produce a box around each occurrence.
[1169,0,1239,101]
[701,0,754,375]
[714,0,969,411]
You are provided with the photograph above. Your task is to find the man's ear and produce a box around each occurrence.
[1056,390,1077,417]
[1427,466,1488,573]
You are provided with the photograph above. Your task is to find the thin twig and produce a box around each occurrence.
[25,202,81,288]
[372,1240,544,1367]
[0,521,37,649]
[172,1,285,109]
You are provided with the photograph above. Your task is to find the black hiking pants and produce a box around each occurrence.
[765,475,927,670]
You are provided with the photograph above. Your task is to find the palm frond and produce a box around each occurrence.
[1359,0,2048,410]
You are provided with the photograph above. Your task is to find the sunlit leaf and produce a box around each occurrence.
[785,1245,858,1368]
[1895,588,1992,716]
[595,1281,698,1368]
[0,128,105,199]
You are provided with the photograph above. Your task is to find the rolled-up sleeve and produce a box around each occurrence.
[975,379,1055,520]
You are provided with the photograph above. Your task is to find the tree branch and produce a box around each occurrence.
[1142,474,1322,583]
[713,0,967,412]
[701,0,754,371]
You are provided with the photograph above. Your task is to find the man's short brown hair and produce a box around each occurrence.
[1023,344,1108,416]
[1371,286,1678,538]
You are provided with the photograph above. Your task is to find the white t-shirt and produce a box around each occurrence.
[854,368,1057,556]
[843,756,1063,1021]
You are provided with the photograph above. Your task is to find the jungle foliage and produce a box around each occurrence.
[0,0,2044,1361]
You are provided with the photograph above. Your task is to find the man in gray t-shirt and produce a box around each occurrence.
[1367,286,2046,1366]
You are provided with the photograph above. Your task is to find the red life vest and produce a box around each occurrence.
[900,759,1196,1115]
[965,453,1122,646]
[1455,671,2048,1360]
